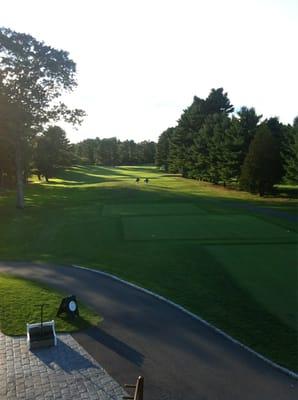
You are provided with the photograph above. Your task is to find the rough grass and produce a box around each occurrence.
[0,274,101,336]
[0,165,297,370]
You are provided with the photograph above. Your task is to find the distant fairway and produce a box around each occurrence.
[0,165,297,371]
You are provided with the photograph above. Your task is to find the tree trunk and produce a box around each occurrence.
[15,138,25,209]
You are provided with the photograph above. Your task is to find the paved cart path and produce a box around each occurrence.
[0,261,297,400]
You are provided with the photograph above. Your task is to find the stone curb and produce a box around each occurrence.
[72,263,298,380]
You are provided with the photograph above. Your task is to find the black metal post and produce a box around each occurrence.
[35,304,49,336]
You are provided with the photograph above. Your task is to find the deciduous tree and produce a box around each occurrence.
[34,126,72,182]
[0,27,85,207]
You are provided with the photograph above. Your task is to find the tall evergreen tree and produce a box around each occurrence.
[237,107,262,167]
[281,117,298,183]
[168,88,234,179]
[202,87,234,115]
[155,128,174,171]
[240,125,283,195]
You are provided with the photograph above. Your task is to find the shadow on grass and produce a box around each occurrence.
[17,175,298,229]
[47,169,124,185]
[71,243,298,372]
[180,247,298,372]
[97,242,298,372]
[35,166,142,186]
[56,314,97,332]
[1,167,297,372]
[76,165,128,175]
[0,257,297,372]
[71,165,141,178]
[275,186,298,199]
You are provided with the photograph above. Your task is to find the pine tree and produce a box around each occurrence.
[281,118,298,183]
[240,125,282,195]
[156,128,174,171]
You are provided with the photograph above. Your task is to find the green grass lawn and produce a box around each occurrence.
[0,165,297,370]
[123,214,297,241]
[102,202,205,216]
[0,274,101,335]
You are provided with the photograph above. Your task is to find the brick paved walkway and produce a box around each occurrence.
[0,332,127,400]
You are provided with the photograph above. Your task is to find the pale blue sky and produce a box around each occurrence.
[1,0,298,143]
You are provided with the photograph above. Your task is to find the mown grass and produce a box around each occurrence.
[122,214,297,241]
[0,165,297,370]
[0,274,101,335]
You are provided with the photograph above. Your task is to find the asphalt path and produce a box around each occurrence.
[0,261,297,400]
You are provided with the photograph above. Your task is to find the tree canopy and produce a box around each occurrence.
[240,125,283,195]
[34,126,73,182]
[0,29,296,201]
[73,138,156,166]
[0,27,85,207]
[156,88,296,195]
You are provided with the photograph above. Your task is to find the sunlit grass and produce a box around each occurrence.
[0,165,297,370]
[0,274,101,336]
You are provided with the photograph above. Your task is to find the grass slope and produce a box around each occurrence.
[0,274,101,335]
[0,165,297,370]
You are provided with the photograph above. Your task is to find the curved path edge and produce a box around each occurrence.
[71,263,298,379]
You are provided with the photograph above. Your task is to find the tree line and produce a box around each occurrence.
[73,138,156,166]
[0,27,156,208]
[1,26,297,208]
[0,125,156,189]
[156,88,298,195]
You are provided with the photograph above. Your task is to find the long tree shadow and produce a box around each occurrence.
[83,326,144,366]
[48,169,124,185]
[76,165,128,176]
[37,165,142,186]
[88,242,298,372]
[71,165,142,179]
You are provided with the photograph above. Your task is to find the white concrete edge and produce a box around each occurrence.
[71,263,298,380]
